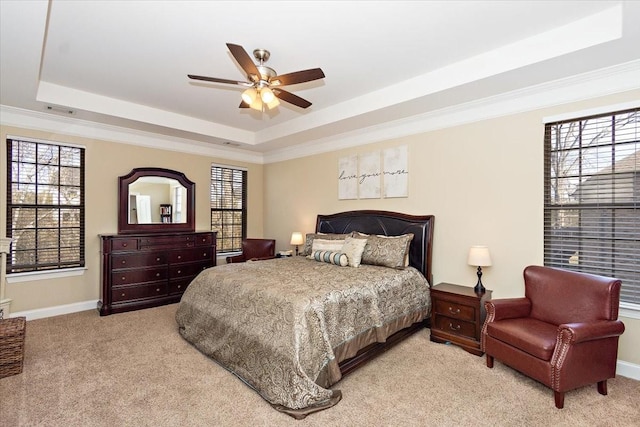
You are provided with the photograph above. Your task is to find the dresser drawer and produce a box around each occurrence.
[140,234,197,249]
[110,238,138,252]
[112,267,168,286]
[169,277,193,295]
[112,252,167,269]
[112,283,168,303]
[169,261,210,279]
[433,299,476,322]
[433,314,477,340]
[193,233,214,246]
[168,247,213,263]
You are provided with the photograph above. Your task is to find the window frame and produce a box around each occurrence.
[6,137,86,275]
[543,106,639,312]
[210,164,247,254]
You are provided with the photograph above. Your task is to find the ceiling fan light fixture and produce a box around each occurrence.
[265,96,280,109]
[249,97,263,111]
[241,88,258,105]
[260,87,275,103]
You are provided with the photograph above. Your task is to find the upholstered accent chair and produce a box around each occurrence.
[482,265,625,409]
[225,239,276,263]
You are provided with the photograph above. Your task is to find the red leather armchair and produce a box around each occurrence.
[482,265,625,409]
[225,239,276,263]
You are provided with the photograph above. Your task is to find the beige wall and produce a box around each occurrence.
[0,125,264,313]
[1,89,638,366]
[264,89,640,365]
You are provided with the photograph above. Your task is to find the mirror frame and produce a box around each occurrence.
[118,167,195,234]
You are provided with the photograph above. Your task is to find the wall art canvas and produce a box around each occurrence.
[338,155,358,200]
[358,150,381,199]
[382,145,408,198]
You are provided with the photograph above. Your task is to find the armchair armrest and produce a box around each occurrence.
[226,254,246,263]
[485,297,531,322]
[558,320,626,344]
[248,256,276,262]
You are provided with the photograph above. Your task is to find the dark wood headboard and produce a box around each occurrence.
[316,210,435,285]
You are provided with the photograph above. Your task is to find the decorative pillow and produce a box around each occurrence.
[356,232,414,269]
[311,250,349,267]
[341,235,368,267]
[302,233,349,256]
[311,238,346,253]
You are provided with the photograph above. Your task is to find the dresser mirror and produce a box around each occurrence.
[118,167,195,233]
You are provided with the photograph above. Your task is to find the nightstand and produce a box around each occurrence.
[429,282,492,356]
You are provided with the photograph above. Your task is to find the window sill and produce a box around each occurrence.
[6,267,87,284]
[620,302,640,320]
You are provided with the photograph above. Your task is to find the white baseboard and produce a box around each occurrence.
[10,300,97,321]
[9,299,640,381]
[617,360,640,381]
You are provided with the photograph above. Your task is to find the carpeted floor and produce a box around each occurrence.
[1,304,639,426]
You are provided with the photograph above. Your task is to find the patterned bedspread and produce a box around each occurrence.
[175,256,430,418]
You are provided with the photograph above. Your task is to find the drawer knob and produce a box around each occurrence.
[449,323,461,331]
[121,276,126,281]
[121,260,126,264]
[122,243,128,247]
[177,255,182,259]
[177,285,182,289]
[121,292,126,297]
[203,253,207,257]
[177,270,181,274]
[448,306,461,315]
[156,288,160,292]
[156,257,161,262]
[156,273,160,277]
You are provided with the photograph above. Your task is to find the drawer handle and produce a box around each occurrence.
[448,306,461,315]
[449,323,461,331]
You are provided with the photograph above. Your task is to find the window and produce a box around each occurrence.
[6,138,85,273]
[210,165,247,253]
[544,107,639,306]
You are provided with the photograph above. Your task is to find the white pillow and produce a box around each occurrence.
[311,238,345,253]
[341,235,368,267]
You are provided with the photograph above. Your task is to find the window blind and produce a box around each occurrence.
[543,107,639,305]
[210,165,247,253]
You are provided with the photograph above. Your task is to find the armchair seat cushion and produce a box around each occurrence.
[486,318,558,361]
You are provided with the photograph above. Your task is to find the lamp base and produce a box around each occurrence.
[474,266,486,294]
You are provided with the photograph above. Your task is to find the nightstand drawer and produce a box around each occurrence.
[433,299,476,322]
[433,314,477,340]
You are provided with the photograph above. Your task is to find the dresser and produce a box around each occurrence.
[99,231,216,315]
[429,282,492,356]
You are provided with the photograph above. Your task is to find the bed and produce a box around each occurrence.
[176,210,434,418]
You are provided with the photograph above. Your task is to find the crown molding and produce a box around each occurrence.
[2,61,639,165]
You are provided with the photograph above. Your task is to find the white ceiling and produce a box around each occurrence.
[1,1,639,163]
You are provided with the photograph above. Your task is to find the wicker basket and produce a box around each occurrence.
[0,316,26,379]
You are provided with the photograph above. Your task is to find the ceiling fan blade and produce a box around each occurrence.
[270,68,325,86]
[273,88,312,109]
[188,74,252,86]
[239,100,249,108]
[226,43,261,82]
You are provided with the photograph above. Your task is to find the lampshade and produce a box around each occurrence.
[260,87,276,103]
[467,246,492,267]
[290,232,304,246]
[241,88,258,105]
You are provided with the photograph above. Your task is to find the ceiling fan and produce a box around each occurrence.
[188,43,325,111]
